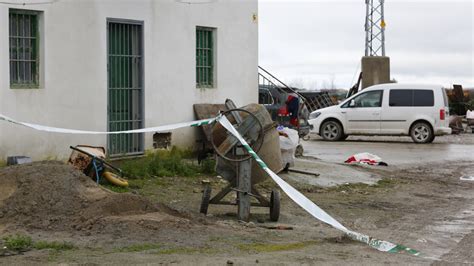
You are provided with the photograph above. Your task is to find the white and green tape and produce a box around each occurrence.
[0,114,215,135]
[0,113,420,256]
[218,115,420,256]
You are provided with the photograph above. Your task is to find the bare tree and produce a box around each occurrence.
[288,78,305,90]
[308,80,319,91]
[329,74,336,90]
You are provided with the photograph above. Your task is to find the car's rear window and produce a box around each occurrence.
[389,89,434,107]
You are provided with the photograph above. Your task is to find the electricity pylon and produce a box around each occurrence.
[365,0,386,56]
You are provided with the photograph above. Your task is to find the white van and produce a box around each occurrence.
[308,84,451,143]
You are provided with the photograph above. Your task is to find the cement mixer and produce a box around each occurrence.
[195,99,284,222]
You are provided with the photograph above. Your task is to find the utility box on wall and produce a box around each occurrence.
[361,56,391,89]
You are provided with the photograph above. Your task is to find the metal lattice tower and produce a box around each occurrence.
[365,0,386,56]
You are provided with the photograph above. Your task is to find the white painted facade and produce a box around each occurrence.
[0,0,258,160]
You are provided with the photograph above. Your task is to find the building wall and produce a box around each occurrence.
[0,0,258,160]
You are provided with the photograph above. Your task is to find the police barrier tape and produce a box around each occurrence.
[218,116,420,256]
[0,114,215,134]
[0,113,420,256]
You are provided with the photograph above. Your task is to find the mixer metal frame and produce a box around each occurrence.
[200,100,280,222]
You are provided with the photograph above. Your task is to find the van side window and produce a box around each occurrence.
[342,90,383,108]
[389,89,434,107]
[389,90,412,106]
[413,90,434,106]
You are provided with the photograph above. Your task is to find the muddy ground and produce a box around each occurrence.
[1,137,474,265]
[305,133,474,166]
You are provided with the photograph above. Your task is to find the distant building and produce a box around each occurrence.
[0,0,258,159]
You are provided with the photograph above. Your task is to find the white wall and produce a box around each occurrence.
[0,0,258,160]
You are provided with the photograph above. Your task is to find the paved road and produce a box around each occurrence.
[303,135,474,166]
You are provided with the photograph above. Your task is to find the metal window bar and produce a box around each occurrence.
[108,21,143,156]
[9,10,39,87]
[196,28,213,88]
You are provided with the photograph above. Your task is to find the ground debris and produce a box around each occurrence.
[257,225,294,230]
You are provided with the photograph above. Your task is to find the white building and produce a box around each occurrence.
[0,0,258,159]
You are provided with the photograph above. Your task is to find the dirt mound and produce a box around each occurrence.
[0,178,16,208]
[0,162,170,234]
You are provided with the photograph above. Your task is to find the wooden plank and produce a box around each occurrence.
[193,104,227,143]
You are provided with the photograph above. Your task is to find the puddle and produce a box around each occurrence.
[420,205,474,260]
[460,176,474,181]
[303,140,474,165]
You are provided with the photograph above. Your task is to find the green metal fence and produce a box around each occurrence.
[107,21,143,156]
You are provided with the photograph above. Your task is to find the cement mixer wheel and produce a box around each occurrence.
[200,185,212,215]
[269,189,280,222]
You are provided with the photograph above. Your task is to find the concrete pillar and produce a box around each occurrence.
[361,56,391,89]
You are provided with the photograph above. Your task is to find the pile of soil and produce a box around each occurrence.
[0,161,185,236]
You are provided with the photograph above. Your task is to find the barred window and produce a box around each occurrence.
[9,9,40,88]
[196,27,214,88]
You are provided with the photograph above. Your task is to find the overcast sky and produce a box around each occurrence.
[258,0,474,90]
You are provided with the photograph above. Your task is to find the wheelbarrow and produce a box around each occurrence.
[68,145,129,187]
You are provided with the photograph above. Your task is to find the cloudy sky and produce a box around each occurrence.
[258,0,473,90]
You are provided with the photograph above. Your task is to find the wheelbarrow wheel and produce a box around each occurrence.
[102,171,129,187]
[269,189,280,222]
[295,144,304,157]
[200,185,212,215]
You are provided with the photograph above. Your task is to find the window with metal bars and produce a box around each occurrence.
[9,9,40,88]
[196,27,214,88]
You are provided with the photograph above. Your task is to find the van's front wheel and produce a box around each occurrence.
[321,121,343,141]
[410,122,434,144]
